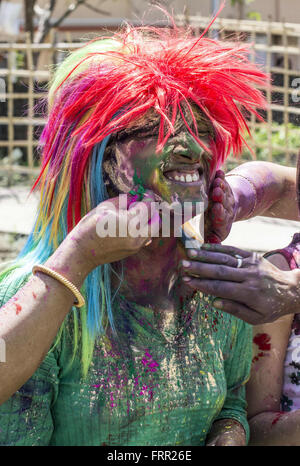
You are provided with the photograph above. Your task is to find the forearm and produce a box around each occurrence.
[206,419,246,446]
[0,236,92,405]
[249,410,300,446]
[226,162,298,222]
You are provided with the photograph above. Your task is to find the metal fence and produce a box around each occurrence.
[0,16,299,184]
[177,15,300,169]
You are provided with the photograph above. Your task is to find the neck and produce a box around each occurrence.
[112,235,190,306]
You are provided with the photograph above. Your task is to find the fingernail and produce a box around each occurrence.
[213,300,223,309]
[182,260,191,268]
[143,196,153,203]
[182,276,192,282]
[188,249,197,257]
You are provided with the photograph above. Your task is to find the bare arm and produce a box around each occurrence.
[205,162,298,243]
[249,410,300,446]
[227,161,298,222]
[0,237,90,405]
[0,193,159,404]
[246,253,299,446]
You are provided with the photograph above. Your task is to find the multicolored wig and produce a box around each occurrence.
[0,13,269,374]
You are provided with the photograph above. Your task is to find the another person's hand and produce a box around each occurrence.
[205,170,236,243]
[67,190,161,274]
[181,243,300,324]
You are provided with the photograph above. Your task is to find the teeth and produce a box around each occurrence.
[166,171,200,183]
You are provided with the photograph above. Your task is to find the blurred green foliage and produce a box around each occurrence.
[225,123,300,171]
[230,0,262,21]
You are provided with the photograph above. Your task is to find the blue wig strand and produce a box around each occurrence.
[86,137,116,335]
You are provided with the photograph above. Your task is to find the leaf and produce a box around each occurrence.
[247,11,262,21]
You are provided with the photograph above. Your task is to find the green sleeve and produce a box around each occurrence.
[0,281,61,446]
[215,317,252,444]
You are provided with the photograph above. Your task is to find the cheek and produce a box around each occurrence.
[140,164,159,185]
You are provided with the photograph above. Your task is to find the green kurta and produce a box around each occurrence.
[0,286,252,446]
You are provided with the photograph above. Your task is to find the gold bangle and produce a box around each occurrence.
[225,173,258,218]
[32,265,85,308]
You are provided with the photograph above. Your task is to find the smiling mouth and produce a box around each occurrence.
[163,169,201,184]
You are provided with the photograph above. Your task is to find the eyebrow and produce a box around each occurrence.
[115,120,160,141]
[115,117,214,142]
[113,103,215,144]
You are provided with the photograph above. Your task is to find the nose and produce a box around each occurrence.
[169,134,205,164]
[172,146,203,164]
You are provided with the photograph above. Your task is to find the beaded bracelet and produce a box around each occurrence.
[32,265,85,308]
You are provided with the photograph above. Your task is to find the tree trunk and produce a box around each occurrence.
[24,0,36,40]
[237,1,245,20]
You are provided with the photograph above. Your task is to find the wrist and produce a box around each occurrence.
[288,269,300,314]
[45,235,93,289]
[225,173,257,221]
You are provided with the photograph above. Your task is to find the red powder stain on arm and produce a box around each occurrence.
[32,292,37,299]
[253,333,271,351]
[15,303,22,315]
[252,334,271,363]
[252,351,265,363]
[272,412,284,426]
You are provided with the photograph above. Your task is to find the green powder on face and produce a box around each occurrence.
[129,170,146,201]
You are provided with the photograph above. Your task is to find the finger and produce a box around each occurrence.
[181,261,246,282]
[127,189,160,209]
[186,248,244,267]
[140,204,161,238]
[127,200,161,239]
[200,243,252,259]
[181,277,246,301]
[215,169,225,179]
[128,193,158,218]
[211,177,225,189]
[211,203,225,224]
[211,187,224,203]
[206,233,222,244]
[144,189,163,204]
[212,298,262,325]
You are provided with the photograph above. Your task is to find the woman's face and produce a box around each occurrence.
[103,105,214,211]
